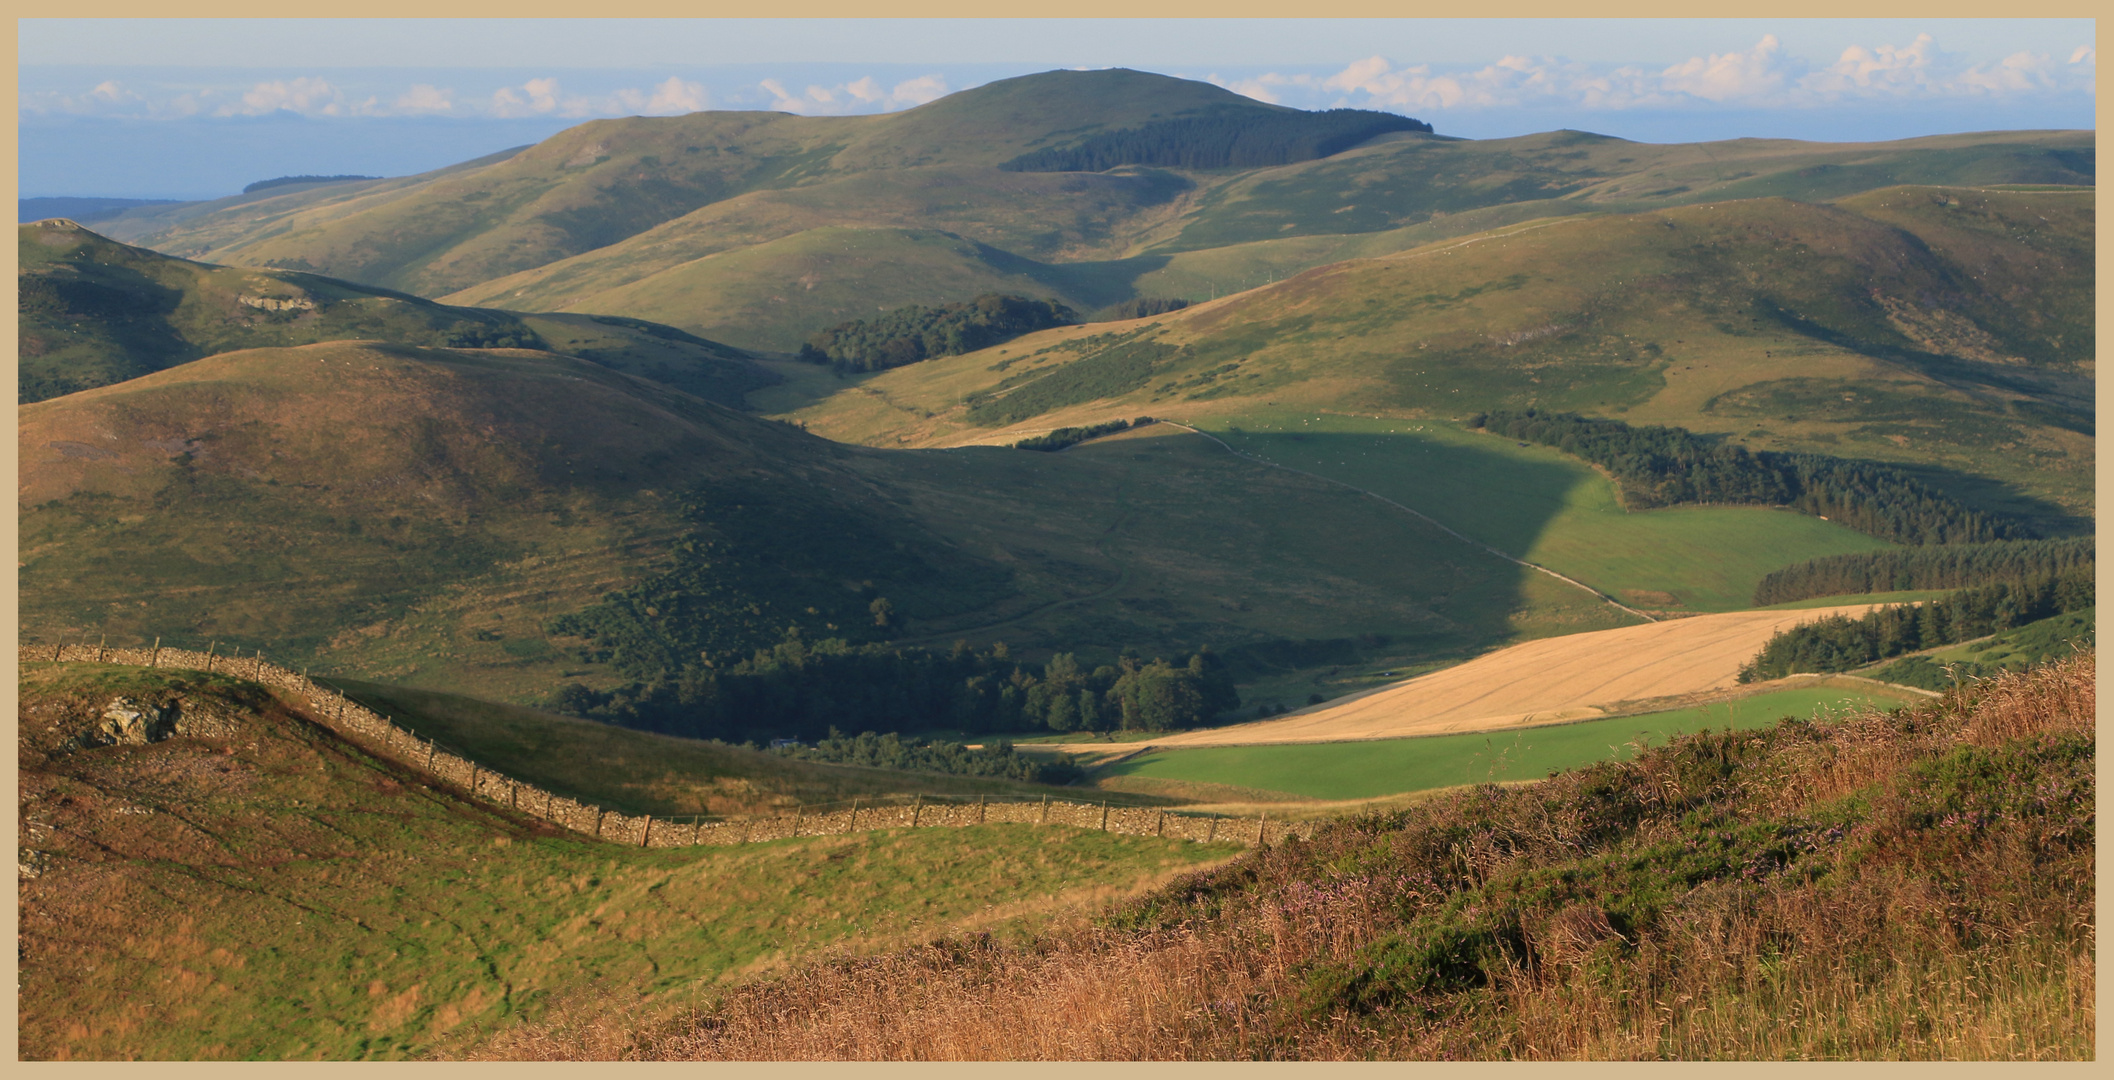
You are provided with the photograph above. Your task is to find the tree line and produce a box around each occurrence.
[769,729,1083,785]
[1469,409,2029,545]
[1753,537,2095,606]
[1000,107,1431,173]
[1012,417,1154,452]
[1092,297,1191,321]
[797,294,1078,373]
[242,174,380,193]
[1737,568,2093,682]
[547,632,1241,745]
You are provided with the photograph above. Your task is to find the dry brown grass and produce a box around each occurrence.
[463,654,2093,1061]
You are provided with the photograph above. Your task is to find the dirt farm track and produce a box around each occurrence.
[1137,605,1897,749]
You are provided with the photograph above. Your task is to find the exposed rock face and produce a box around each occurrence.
[97,698,176,745]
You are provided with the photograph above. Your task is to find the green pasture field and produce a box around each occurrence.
[18,665,1239,1061]
[1099,683,1921,801]
[1202,412,1892,613]
[1866,607,2096,691]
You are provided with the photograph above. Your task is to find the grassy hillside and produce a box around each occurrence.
[19,342,1629,708]
[17,663,1238,1060]
[16,220,771,407]
[774,187,2094,534]
[325,676,1177,817]
[505,654,2093,1060]
[111,69,2087,356]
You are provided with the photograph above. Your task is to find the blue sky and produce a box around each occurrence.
[20,19,2096,199]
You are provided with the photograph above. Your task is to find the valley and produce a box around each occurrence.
[16,61,2094,1061]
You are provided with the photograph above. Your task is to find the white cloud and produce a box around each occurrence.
[846,76,885,103]
[1659,35,1795,103]
[493,76,562,117]
[646,76,707,114]
[755,72,948,114]
[225,76,344,116]
[394,84,454,114]
[1256,32,2093,119]
[887,75,949,106]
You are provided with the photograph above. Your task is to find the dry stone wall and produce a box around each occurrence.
[20,645,1311,849]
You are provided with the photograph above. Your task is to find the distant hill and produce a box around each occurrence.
[100,67,2090,355]
[775,186,2095,537]
[16,220,771,407]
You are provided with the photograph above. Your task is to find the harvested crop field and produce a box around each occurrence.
[1143,604,1895,748]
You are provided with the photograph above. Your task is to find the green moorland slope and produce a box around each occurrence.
[437,128,2094,354]
[107,69,2089,354]
[773,186,2094,536]
[17,220,773,407]
[20,341,1650,707]
[16,663,1240,1060]
[506,654,2093,1061]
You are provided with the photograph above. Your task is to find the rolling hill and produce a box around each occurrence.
[771,186,2094,536]
[17,660,1236,1059]
[17,219,773,407]
[20,341,1672,707]
[103,69,2089,356]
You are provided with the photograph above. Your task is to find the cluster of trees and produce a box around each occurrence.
[1001,107,1431,173]
[547,632,1241,745]
[1093,297,1191,321]
[1470,409,2028,545]
[965,338,1180,426]
[242,174,380,193]
[769,729,1083,785]
[1753,537,2095,606]
[796,294,1078,373]
[1012,417,1154,452]
[1737,568,2094,682]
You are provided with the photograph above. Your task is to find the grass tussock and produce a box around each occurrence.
[472,654,2093,1060]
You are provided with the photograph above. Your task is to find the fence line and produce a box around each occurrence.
[20,644,1309,849]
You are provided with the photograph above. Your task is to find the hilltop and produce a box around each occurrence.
[17,220,771,406]
[97,69,2088,354]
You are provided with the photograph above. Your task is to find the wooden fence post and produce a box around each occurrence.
[978,794,987,825]
[740,818,752,844]
[793,805,802,837]
[204,641,217,672]
[1039,795,1049,824]
[849,798,859,832]
[150,637,161,667]
[97,634,106,663]
[594,810,606,839]
[911,794,922,828]
[1100,801,1110,832]
[1257,811,1267,846]
[640,816,652,847]
[1156,810,1165,837]
[1206,814,1217,843]
[691,819,703,846]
